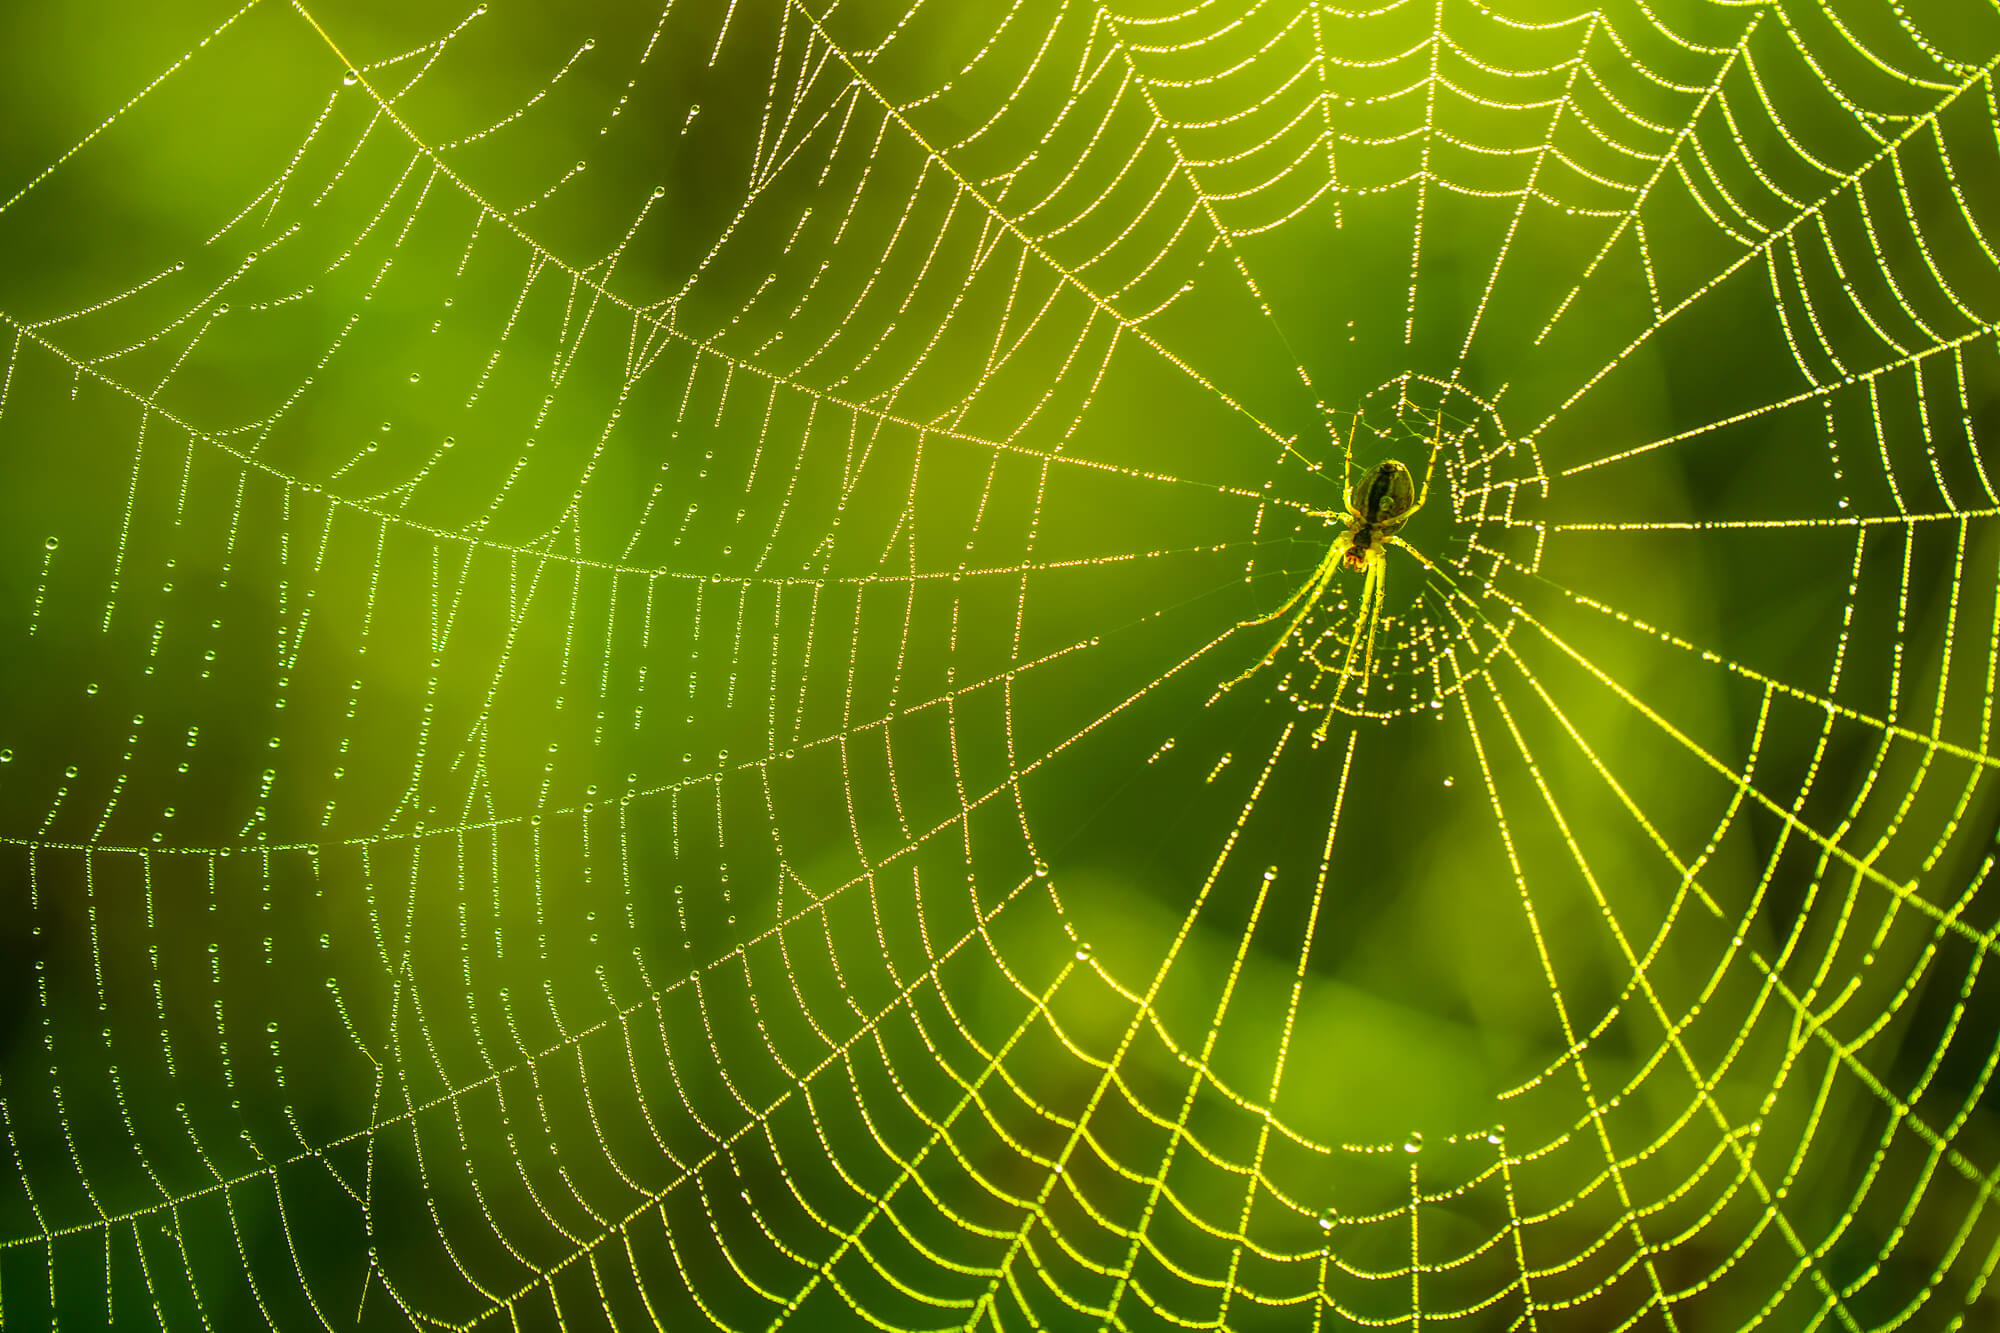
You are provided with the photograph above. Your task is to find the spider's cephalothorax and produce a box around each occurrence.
[1225,418,1442,726]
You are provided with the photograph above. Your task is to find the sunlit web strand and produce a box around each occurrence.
[1526,49,2000,454]
[291,0,1290,501]
[1417,563,2000,1225]
[1423,580,1951,1331]
[1,313,1260,591]
[1415,550,1994,955]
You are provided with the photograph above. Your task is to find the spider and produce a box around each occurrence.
[1226,412,1444,714]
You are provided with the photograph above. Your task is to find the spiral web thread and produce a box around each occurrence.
[4,0,2000,1328]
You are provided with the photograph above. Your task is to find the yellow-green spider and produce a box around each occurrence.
[1227,413,1443,714]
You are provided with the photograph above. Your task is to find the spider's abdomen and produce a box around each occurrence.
[1352,459,1416,528]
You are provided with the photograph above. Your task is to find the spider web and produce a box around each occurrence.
[3,0,2000,1328]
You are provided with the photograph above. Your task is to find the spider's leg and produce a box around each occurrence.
[1325,554,1380,712]
[1242,538,1340,630]
[1341,414,1362,514]
[1380,535,1456,661]
[1355,555,1387,701]
[1405,409,1446,521]
[1316,547,1402,735]
[1224,543,1343,689]
[1387,534,1490,661]
[1386,535,1444,585]
[1362,554,1387,687]
[1313,559,1372,736]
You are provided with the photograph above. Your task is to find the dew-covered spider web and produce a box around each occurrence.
[6,0,2000,1328]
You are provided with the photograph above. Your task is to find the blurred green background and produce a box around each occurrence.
[4,0,2000,1328]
